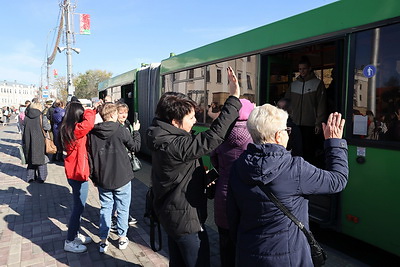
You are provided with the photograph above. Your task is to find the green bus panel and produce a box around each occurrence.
[193,125,213,169]
[161,0,400,74]
[342,145,400,256]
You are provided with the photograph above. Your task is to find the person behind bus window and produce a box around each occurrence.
[285,56,327,165]
[276,98,303,156]
[146,67,241,267]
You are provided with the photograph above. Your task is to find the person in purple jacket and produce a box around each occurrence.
[210,98,254,267]
[228,104,348,266]
[52,100,66,162]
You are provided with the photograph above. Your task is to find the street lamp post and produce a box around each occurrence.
[64,0,74,98]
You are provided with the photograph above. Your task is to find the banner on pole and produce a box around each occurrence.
[80,14,90,35]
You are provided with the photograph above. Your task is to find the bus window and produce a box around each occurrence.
[163,56,258,125]
[352,23,400,142]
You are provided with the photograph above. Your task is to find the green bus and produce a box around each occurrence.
[98,0,400,257]
[157,0,400,257]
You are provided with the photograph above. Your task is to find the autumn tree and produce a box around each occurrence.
[73,70,112,99]
[52,76,68,102]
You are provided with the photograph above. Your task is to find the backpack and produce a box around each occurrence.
[18,111,25,123]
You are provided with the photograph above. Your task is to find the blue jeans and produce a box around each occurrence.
[67,179,89,241]
[168,226,210,267]
[98,182,131,239]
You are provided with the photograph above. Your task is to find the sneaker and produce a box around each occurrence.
[118,237,129,250]
[99,241,109,253]
[75,232,92,245]
[128,215,137,226]
[110,216,118,233]
[64,240,87,253]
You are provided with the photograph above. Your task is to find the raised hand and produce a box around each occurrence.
[227,66,240,98]
[322,112,345,139]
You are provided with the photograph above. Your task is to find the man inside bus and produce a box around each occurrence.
[285,56,327,166]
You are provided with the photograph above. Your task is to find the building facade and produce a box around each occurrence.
[0,80,38,108]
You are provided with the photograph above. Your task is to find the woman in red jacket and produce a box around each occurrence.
[60,101,96,253]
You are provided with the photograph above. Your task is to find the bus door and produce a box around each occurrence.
[121,82,135,124]
[260,39,345,226]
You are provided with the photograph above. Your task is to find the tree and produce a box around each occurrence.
[52,76,68,102]
[74,70,112,99]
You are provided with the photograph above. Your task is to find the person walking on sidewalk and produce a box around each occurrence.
[88,103,141,253]
[22,102,51,183]
[60,100,97,253]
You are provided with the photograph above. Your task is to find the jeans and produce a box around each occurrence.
[168,226,210,267]
[98,181,131,239]
[67,179,89,241]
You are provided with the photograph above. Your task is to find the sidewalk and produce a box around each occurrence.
[0,122,169,267]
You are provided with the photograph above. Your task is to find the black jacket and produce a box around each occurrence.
[89,121,141,190]
[146,96,242,238]
[23,108,51,165]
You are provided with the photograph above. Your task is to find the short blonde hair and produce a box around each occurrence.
[100,103,117,121]
[247,104,288,144]
[30,102,43,111]
[117,102,129,112]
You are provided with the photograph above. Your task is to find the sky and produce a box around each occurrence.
[0,0,338,87]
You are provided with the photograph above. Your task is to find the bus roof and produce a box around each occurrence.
[160,0,400,74]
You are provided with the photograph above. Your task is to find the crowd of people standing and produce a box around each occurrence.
[5,64,349,266]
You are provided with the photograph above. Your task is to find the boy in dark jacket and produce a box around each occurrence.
[88,103,141,253]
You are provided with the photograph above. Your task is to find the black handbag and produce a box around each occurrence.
[206,168,219,199]
[144,187,162,252]
[259,185,327,267]
[130,152,142,172]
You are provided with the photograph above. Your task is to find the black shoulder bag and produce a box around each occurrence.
[144,187,162,252]
[259,185,327,267]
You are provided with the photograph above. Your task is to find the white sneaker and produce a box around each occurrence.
[128,215,137,226]
[118,237,129,250]
[75,232,92,245]
[99,241,109,253]
[64,240,87,253]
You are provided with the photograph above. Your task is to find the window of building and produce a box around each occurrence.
[247,74,252,90]
[188,69,194,79]
[217,69,222,83]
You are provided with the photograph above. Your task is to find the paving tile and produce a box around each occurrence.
[0,121,223,266]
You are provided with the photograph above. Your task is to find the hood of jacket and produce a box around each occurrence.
[237,142,292,186]
[91,121,120,140]
[54,106,64,114]
[146,118,190,151]
[25,107,42,120]
[226,120,252,147]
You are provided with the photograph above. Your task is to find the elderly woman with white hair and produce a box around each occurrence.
[228,104,348,266]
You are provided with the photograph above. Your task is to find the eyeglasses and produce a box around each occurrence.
[281,127,292,135]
